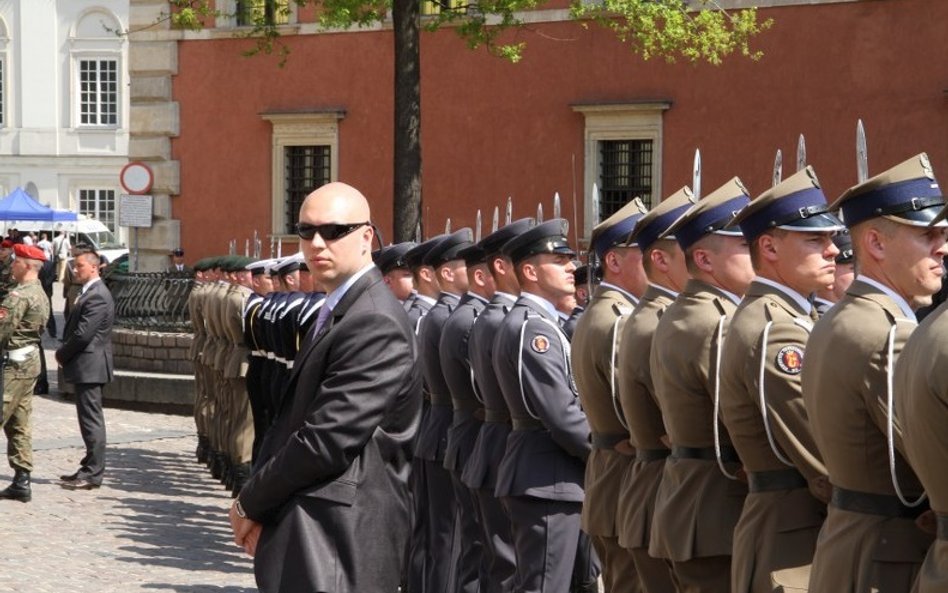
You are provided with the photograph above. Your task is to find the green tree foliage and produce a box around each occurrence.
[167,0,771,65]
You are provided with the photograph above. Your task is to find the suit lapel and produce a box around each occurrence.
[285,268,383,388]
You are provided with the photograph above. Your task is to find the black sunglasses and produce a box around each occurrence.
[296,221,370,241]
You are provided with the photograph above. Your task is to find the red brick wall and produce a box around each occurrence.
[172,0,948,258]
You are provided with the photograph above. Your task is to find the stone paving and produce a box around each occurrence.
[0,289,256,593]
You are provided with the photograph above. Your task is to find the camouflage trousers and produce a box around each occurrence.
[1,352,40,472]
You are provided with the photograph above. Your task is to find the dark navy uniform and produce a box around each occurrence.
[492,220,597,593]
[415,229,474,593]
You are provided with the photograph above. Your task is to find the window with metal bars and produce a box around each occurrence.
[598,139,653,220]
[78,59,118,126]
[236,0,291,26]
[79,189,117,233]
[284,145,331,235]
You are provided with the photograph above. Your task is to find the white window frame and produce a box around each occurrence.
[572,102,671,244]
[261,111,345,237]
[77,187,118,233]
[75,56,120,128]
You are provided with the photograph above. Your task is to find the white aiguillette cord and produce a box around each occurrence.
[757,320,796,467]
[885,319,927,508]
[713,315,740,480]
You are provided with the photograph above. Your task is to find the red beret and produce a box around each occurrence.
[0,240,12,249]
[13,243,46,262]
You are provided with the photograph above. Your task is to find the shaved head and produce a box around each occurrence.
[299,182,375,292]
[304,182,371,223]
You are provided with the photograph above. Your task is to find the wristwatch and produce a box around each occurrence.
[234,498,247,518]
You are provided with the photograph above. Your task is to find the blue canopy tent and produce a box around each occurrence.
[0,188,78,221]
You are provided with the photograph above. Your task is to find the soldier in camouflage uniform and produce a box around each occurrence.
[0,240,15,301]
[0,244,52,502]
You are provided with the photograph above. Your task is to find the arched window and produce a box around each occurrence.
[70,8,124,128]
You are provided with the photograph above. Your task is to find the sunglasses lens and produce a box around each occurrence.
[296,223,317,240]
[297,222,367,241]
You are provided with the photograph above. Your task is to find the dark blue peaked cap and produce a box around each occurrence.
[423,228,474,268]
[502,218,575,263]
[479,218,535,257]
[590,198,648,258]
[373,241,417,274]
[733,166,844,240]
[405,235,444,269]
[629,186,695,251]
[832,153,945,228]
[665,177,751,251]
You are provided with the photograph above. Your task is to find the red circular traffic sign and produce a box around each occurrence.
[120,161,154,194]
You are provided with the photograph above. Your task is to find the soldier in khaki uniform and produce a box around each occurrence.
[203,258,231,481]
[221,256,256,496]
[571,198,648,593]
[649,178,754,592]
[721,167,845,593]
[803,154,946,593]
[189,258,213,464]
[0,244,51,502]
[895,198,948,591]
[615,186,695,593]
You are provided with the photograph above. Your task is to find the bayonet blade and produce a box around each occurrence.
[553,192,561,220]
[693,149,702,201]
[491,206,499,233]
[591,183,601,227]
[505,197,512,225]
[796,134,807,172]
[445,218,452,234]
[857,119,869,183]
[773,149,783,187]
[536,203,544,223]
[475,210,482,242]
[415,222,421,243]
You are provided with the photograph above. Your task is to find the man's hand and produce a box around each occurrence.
[229,500,263,557]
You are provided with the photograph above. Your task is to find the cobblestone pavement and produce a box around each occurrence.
[0,289,256,593]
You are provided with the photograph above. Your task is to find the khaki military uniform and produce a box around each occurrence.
[188,281,210,447]
[803,278,933,593]
[720,280,829,593]
[571,283,639,593]
[222,283,254,467]
[202,281,229,463]
[615,283,678,593]
[650,278,748,592]
[896,300,948,593]
[0,280,51,472]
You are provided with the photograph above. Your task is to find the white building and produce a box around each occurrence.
[0,0,129,240]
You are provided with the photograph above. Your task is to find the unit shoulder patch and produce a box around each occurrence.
[775,345,804,375]
[531,335,551,354]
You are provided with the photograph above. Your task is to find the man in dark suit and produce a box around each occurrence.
[56,248,115,490]
[229,182,422,593]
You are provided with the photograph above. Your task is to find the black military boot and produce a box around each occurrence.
[196,436,210,464]
[0,470,31,502]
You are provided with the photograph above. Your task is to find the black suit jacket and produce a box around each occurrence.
[57,279,115,385]
[240,267,422,593]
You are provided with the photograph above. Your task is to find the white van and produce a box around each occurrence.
[5,218,129,264]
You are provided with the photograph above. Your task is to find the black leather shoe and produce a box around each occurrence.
[0,470,32,502]
[60,478,100,490]
[60,472,80,482]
